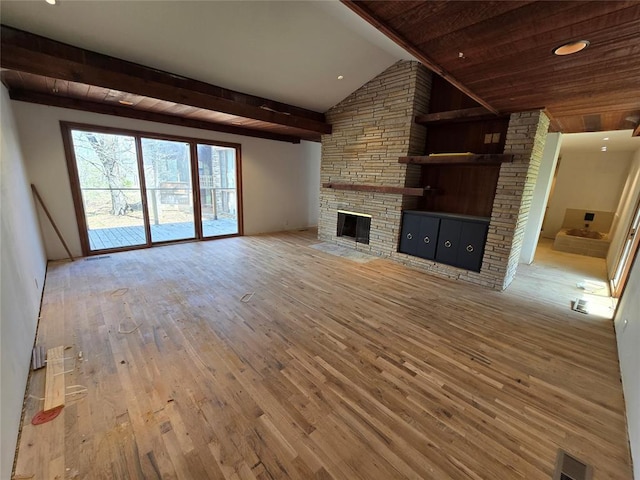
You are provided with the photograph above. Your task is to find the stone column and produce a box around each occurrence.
[489,111,550,289]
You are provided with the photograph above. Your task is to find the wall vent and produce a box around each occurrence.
[553,449,592,480]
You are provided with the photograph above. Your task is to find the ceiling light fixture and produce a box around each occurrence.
[118,100,134,106]
[603,137,609,141]
[601,146,607,152]
[45,0,56,4]
[553,40,590,56]
[337,75,344,80]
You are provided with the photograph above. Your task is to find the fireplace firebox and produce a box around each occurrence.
[337,211,371,244]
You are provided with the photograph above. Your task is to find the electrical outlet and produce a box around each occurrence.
[492,132,501,143]
[484,133,493,144]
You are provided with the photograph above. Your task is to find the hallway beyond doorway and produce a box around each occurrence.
[521,238,616,319]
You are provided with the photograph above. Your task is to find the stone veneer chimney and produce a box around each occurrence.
[319,61,431,254]
[319,60,549,291]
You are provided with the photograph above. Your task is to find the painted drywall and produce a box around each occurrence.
[520,132,562,264]
[10,101,321,260]
[0,86,47,479]
[607,147,640,279]
[542,151,633,239]
[614,252,640,479]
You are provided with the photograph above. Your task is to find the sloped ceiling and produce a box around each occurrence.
[343,0,640,134]
[3,1,637,140]
[0,0,412,112]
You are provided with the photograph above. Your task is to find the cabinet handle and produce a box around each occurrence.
[444,240,452,248]
[406,233,413,240]
[424,236,430,244]
[466,244,474,253]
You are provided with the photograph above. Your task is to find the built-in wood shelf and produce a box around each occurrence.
[414,107,504,125]
[398,154,514,165]
[322,182,426,196]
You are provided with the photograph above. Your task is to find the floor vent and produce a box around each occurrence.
[85,255,111,261]
[553,449,592,480]
[571,298,589,314]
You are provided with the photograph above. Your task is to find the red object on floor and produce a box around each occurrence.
[31,405,64,425]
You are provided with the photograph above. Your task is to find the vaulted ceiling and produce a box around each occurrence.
[0,1,410,143]
[1,1,639,141]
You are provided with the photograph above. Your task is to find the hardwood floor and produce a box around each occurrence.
[14,230,632,479]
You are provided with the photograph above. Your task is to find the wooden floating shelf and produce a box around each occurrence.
[398,154,514,165]
[414,107,506,125]
[322,183,426,196]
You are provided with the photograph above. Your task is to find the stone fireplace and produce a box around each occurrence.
[319,60,549,291]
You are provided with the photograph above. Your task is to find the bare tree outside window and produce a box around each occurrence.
[72,131,139,216]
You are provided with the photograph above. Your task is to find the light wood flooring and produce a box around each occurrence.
[14,230,632,479]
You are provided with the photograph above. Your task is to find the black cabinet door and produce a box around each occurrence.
[399,213,422,256]
[416,216,440,260]
[436,219,462,266]
[458,222,488,272]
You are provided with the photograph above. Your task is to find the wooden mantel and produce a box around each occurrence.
[322,183,427,196]
[398,154,514,165]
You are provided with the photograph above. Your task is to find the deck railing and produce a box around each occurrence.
[80,186,237,224]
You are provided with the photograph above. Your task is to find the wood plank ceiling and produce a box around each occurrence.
[0,26,331,143]
[2,2,640,138]
[343,0,640,134]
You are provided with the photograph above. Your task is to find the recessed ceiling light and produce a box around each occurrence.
[45,0,56,4]
[337,75,344,80]
[603,137,609,141]
[601,146,607,152]
[118,100,134,106]
[552,40,590,56]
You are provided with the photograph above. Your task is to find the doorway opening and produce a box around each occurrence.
[532,129,640,315]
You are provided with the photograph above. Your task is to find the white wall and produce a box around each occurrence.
[11,102,321,260]
[542,151,633,239]
[0,87,47,479]
[614,252,640,479]
[520,132,562,264]
[607,148,640,278]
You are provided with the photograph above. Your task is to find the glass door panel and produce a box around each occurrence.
[197,144,239,237]
[141,138,196,242]
[70,130,147,251]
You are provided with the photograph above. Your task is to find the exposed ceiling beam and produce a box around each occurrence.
[542,108,563,133]
[0,25,331,135]
[9,90,303,143]
[340,0,500,115]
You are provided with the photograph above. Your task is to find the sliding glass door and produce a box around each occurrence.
[70,130,147,251]
[197,144,239,237]
[64,124,242,255]
[141,138,196,243]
